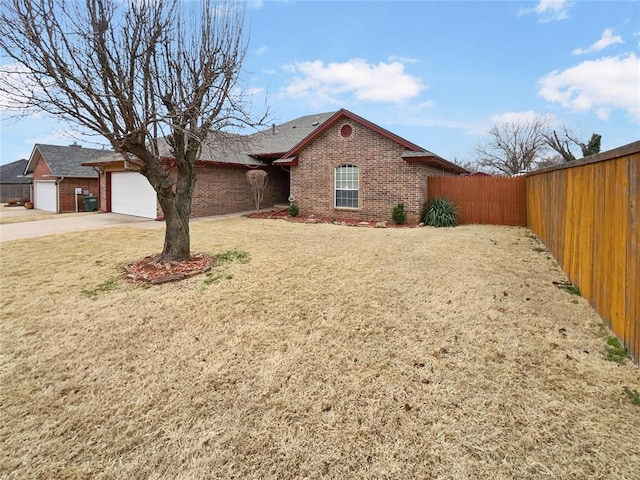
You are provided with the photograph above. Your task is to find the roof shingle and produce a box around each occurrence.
[26,144,108,177]
[0,159,30,184]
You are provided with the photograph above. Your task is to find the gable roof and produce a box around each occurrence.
[246,112,337,157]
[0,159,30,184]
[281,109,467,174]
[25,144,104,178]
[190,112,337,166]
[80,109,466,174]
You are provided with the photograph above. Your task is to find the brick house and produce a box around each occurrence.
[84,109,465,222]
[23,144,101,213]
[281,109,466,223]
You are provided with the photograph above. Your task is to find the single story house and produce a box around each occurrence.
[23,143,103,213]
[84,109,466,223]
[0,159,30,203]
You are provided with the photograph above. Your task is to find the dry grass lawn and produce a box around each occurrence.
[0,203,99,224]
[1,218,639,479]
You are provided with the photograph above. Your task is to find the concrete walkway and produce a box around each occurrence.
[0,209,263,242]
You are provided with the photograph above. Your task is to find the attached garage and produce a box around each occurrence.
[110,172,157,219]
[34,181,57,212]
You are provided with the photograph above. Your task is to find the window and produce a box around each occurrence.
[340,124,353,138]
[335,164,359,208]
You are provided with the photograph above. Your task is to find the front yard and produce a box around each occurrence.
[1,218,638,479]
[0,203,99,224]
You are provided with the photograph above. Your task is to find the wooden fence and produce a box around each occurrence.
[428,175,526,226]
[0,184,30,203]
[526,141,639,364]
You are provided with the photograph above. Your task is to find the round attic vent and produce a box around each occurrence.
[340,124,352,138]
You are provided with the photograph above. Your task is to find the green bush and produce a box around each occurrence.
[423,198,458,227]
[287,202,299,217]
[392,202,406,224]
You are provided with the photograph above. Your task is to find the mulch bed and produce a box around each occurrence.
[124,252,215,284]
[244,209,415,228]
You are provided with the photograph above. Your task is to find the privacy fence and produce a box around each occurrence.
[427,175,526,226]
[526,142,639,364]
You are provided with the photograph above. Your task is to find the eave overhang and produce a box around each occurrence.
[272,156,298,166]
[402,151,468,174]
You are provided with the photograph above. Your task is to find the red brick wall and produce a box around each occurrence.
[181,164,289,218]
[58,179,99,212]
[290,120,455,224]
[31,153,51,180]
[98,170,108,212]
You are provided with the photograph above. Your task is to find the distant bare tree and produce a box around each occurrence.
[544,127,601,161]
[0,0,266,262]
[246,169,268,212]
[476,116,551,175]
[451,157,482,175]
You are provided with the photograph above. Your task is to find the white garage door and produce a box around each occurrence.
[35,181,57,212]
[111,172,157,219]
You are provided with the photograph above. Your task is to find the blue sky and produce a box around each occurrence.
[1,0,638,165]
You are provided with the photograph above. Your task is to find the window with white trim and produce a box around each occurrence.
[335,164,359,208]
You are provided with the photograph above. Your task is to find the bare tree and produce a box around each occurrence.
[0,0,265,261]
[543,127,601,161]
[476,115,551,175]
[246,169,268,212]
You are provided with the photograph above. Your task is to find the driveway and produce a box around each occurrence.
[0,212,157,242]
[0,209,264,242]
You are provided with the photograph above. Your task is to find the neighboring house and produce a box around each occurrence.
[84,109,466,222]
[0,159,30,203]
[23,143,102,213]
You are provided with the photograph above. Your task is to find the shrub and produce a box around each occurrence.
[392,203,406,225]
[287,202,299,217]
[245,169,268,212]
[424,198,458,227]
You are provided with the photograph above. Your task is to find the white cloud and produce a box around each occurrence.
[538,53,640,120]
[281,58,426,105]
[255,45,269,56]
[519,0,573,22]
[413,100,435,111]
[490,111,554,125]
[0,62,38,112]
[572,28,624,55]
[387,55,419,64]
[246,87,264,97]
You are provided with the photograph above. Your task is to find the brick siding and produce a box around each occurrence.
[58,179,99,212]
[290,120,455,224]
[189,164,289,217]
[99,163,289,218]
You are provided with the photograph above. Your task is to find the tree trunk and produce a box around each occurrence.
[155,163,195,263]
[130,146,195,263]
[160,200,191,262]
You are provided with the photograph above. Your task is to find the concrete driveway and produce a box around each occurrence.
[0,212,158,242]
[0,208,265,242]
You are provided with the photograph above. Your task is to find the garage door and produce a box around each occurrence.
[111,172,157,219]
[34,181,57,212]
